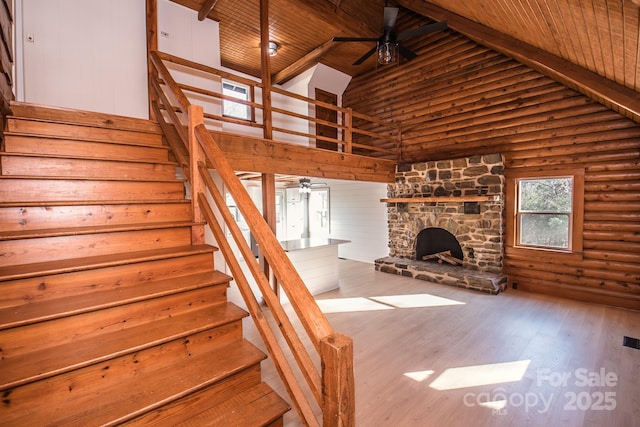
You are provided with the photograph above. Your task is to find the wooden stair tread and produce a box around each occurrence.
[130,382,291,427]
[3,131,169,150]
[0,245,218,282]
[0,220,202,241]
[199,382,290,427]
[9,101,163,134]
[0,270,232,329]
[0,175,185,184]
[0,301,246,391]
[0,338,266,426]
[0,200,192,208]
[0,151,177,166]
[5,119,163,147]
[181,382,290,427]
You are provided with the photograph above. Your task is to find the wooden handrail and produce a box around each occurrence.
[150,51,191,112]
[149,50,355,426]
[194,124,334,345]
[157,50,264,89]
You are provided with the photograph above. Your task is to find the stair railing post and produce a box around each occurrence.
[321,333,355,427]
[345,108,353,154]
[188,104,206,245]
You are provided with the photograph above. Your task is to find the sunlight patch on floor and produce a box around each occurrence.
[478,399,508,410]
[315,293,466,314]
[370,293,465,308]
[429,360,531,390]
[404,370,435,382]
[315,297,394,314]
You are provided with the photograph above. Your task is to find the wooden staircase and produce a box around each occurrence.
[0,102,290,426]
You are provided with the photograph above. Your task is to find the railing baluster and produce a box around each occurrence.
[188,104,205,244]
[196,190,320,427]
[345,108,353,154]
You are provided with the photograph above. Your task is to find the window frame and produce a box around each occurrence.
[221,80,254,122]
[505,168,584,260]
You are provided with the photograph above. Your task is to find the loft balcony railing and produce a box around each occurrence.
[153,51,401,160]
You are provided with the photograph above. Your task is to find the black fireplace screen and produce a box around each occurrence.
[415,227,464,262]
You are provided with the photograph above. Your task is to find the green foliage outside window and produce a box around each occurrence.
[518,177,573,249]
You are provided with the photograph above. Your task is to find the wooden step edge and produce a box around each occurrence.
[0,200,193,208]
[0,302,248,392]
[9,101,163,134]
[0,175,186,184]
[183,382,291,427]
[103,340,269,427]
[0,220,204,241]
[0,151,178,167]
[3,130,170,150]
[0,270,232,330]
[0,245,219,282]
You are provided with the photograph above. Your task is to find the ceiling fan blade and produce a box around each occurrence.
[353,45,378,65]
[397,43,417,61]
[333,36,380,42]
[397,20,448,42]
[383,7,399,32]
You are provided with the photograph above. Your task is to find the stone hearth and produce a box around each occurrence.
[375,257,507,294]
[376,154,507,293]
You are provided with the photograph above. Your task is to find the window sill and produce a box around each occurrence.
[505,245,584,262]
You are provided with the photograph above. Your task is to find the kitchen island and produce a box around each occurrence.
[278,237,350,303]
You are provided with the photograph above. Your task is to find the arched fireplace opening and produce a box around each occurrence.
[415,227,464,263]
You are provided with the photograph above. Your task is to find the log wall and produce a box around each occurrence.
[343,30,640,310]
[0,0,13,116]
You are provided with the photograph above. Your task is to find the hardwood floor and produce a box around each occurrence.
[231,259,640,426]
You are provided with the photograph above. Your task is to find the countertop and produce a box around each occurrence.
[279,237,351,252]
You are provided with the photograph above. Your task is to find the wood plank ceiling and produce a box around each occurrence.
[170,0,640,122]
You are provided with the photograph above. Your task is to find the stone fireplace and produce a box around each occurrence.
[375,154,508,294]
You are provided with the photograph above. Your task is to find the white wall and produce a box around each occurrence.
[277,63,352,147]
[326,179,389,263]
[19,0,148,118]
[157,0,219,69]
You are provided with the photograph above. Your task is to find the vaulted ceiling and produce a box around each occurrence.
[169,0,640,122]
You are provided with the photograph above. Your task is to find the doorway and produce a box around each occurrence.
[314,88,338,151]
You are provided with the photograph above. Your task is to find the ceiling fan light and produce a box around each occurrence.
[269,41,279,57]
[299,177,312,194]
[378,42,398,65]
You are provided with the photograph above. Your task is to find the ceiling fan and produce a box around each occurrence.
[332,6,447,65]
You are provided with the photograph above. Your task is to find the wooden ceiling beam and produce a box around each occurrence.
[273,38,339,85]
[209,130,396,183]
[197,0,219,21]
[397,0,640,123]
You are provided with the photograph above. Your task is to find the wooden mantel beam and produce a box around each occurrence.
[397,0,640,124]
[198,0,219,21]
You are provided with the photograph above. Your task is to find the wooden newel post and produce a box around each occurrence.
[188,104,205,245]
[321,333,355,427]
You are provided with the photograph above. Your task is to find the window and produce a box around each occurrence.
[222,81,251,120]
[517,177,572,249]
[506,169,584,256]
[309,188,330,237]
